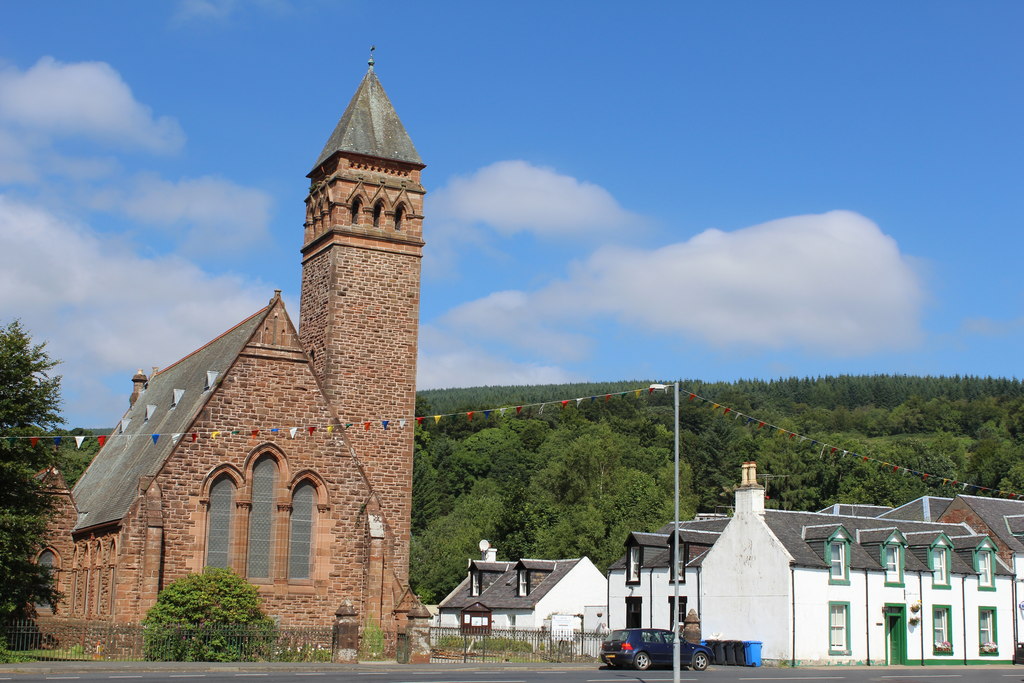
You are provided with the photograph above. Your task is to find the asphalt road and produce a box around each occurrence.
[0,663,1022,683]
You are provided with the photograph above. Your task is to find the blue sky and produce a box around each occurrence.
[1,1,1021,427]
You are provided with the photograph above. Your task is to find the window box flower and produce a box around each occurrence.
[980,641,998,655]
[933,641,952,654]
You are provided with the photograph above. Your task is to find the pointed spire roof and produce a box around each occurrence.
[312,66,422,171]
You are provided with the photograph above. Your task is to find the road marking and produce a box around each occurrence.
[880,677,963,680]
[737,677,846,680]
[235,675,269,677]
[110,677,144,679]
[169,676,206,678]
[295,674,326,677]
[45,678,80,680]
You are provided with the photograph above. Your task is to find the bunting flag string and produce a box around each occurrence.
[672,386,1021,500]
[2,381,1018,499]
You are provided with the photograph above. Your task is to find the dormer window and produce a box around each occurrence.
[884,544,903,586]
[932,545,950,587]
[977,549,994,589]
[826,527,851,585]
[627,545,641,584]
[517,569,528,597]
[830,541,847,582]
[470,570,481,597]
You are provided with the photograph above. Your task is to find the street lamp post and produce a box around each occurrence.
[651,382,681,683]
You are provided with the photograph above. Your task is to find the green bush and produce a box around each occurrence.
[143,568,275,662]
[480,636,533,652]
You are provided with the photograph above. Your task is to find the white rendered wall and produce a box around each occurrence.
[700,511,793,663]
[533,558,608,623]
[607,565,701,630]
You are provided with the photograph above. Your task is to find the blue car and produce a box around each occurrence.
[600,628,712,671]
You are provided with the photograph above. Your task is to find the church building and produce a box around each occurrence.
[39,61,427,645]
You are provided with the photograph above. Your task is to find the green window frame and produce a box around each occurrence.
[975,549,995,591]
[978,607,998,655]
[932,605,953,656]
[828,601,851,655]
[883,544,904,587]
[828,539,849,585]
[931,546,950,588]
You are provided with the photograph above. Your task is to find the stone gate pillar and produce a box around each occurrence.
[404,604,432,663]
[332,601,359,663]
[683,609,701,644]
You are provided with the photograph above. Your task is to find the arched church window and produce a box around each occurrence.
[372,201,383,228]
[350,198,362,226]
[206,476,234,568]
[247,456,277,579]
[35,549,57,611]
[289,481,316,580]
[394,205,404,231]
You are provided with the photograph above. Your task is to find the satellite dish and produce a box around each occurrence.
[479,539,491,552]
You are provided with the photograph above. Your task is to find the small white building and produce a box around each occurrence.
[608,463,1016,666]
[438,543,607,631]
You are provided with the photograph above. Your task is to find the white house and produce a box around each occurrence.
[438,543,607,631]
[608,462,1017,666]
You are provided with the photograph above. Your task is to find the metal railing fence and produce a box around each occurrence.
[3,620,333,662]
[428,626,603,664]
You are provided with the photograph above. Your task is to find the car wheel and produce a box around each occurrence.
[690,651,709,671]
[633,652,652,671]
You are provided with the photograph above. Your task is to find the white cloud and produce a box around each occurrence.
[425,160,643,278]
[439,210,925,358]
[417,325,575,390]
[0,195,269,425]
[110,174,272,251]
[441,290,591,361]
[429,160,641,237]
[0,57,184,153]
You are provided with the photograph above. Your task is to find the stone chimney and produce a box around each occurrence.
[735,461,765,515]
[130,369,148,407]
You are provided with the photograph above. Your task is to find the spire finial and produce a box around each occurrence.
[368,45,376,69]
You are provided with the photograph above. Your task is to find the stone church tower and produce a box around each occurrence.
[37,63,430,654]
[299,59,424,579]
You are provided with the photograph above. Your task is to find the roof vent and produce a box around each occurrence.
[120,417,132,434]
[205,371,219,391]
[172,388,185,408]
[145,404,157,422]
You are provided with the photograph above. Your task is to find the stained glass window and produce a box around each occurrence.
[289,482,315,580]
[247,457,277,579]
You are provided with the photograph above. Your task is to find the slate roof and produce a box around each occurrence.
[608,523,726,572]
[818,503,892,517]
[439,558,583,611]
[880,496,953,522]
[71,306,270,531]
[952,495,1024,553]
[762,509,1009,575]
[312,66,421,170]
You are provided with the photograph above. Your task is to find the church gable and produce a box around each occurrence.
[72,305,271,532]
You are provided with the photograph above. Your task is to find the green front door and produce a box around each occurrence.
[885,605,907,665]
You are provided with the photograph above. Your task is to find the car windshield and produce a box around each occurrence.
[607,630,630,642]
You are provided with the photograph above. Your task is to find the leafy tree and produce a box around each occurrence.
[0,320,63,618]
[143,567,274,661]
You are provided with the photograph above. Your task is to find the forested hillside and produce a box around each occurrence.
[411,375,1024,603]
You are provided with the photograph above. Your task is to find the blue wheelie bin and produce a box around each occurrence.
[742,641,762,667]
